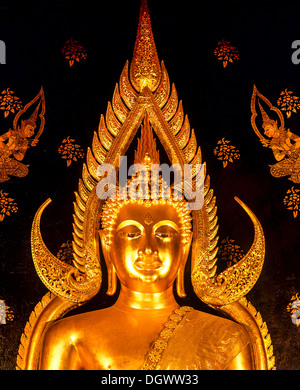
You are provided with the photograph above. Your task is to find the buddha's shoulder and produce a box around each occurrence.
[43,307,113,342]
[188,308,242,326]
[185,308,250,345]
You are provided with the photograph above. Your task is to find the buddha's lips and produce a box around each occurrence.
[134,258,163,271]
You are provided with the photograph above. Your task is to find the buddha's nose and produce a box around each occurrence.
[138,248,158,257]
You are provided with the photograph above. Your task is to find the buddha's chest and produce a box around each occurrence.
[76,323,163,370]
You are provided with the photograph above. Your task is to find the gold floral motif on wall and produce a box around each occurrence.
[277,89,300,118]
[0,190,18,222]
[218,237,245,268]
[5,306,14,322]
[58,137,85,166]
[61,38,87,67]
[213,138,240,167]
[0,88,45,183]
[56,240,73,265]
[0,88,23,118]
[283,187,300,218]
[214,39,240,68]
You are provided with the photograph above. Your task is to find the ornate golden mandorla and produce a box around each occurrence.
[17,0,275,370]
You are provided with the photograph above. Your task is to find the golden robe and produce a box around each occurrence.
[156,310,252,370]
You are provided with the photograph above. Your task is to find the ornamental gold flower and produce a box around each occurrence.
[214,39,240,68]
[277,89,300,118]
[218,237,245,268]
[283,186,300,218]
[62,38,87,67]
[58,136,85,167]
[5,305,14,322]
[56,240,73,265]
[0,190,18,221]
[213,138,240,167]
[0,88,23,118]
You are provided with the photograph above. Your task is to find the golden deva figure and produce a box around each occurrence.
[251,85,300,183]
[17,0,275,370]
[0,88,45,183]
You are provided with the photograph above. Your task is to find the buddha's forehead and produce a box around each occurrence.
[114,202,181,226]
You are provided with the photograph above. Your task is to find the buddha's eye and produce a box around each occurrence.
[118,226,142,240]
[154,226,178,240]
[155,232,175,238]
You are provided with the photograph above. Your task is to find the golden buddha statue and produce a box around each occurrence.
[16,0,275,370]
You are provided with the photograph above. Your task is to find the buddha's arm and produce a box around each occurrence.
[39,324,82,370]
[225,343,254,370]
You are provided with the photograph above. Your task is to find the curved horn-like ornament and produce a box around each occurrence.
[31,199,101,304]
[192,197,265,307]
[218,197,265,302]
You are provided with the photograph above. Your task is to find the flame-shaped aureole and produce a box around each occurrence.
[250,84,285,143]
[13,86,46,141]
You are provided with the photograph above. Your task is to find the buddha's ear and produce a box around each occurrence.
[176,232,193,298]
[182,231,193,254]
[98,230,117,296]
[99,229,111,247]
[98,229,112,264]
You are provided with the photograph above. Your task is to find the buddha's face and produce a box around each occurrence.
[101,202,192,294]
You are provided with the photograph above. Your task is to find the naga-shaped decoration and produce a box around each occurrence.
[17,0,275,370]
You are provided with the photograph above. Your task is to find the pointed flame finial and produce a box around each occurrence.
[134,112,160,169]
[258,101,278,131]
[129,0,161,93]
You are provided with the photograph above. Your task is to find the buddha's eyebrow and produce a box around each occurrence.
[152,220,179,232]
[117,220,144,231]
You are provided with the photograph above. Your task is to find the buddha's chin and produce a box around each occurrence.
[137,272,160,284]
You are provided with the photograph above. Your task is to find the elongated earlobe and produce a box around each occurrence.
[176,232,192,298]
[106,264,117,296]
[99,229,118,296]
[176,266,186,298]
